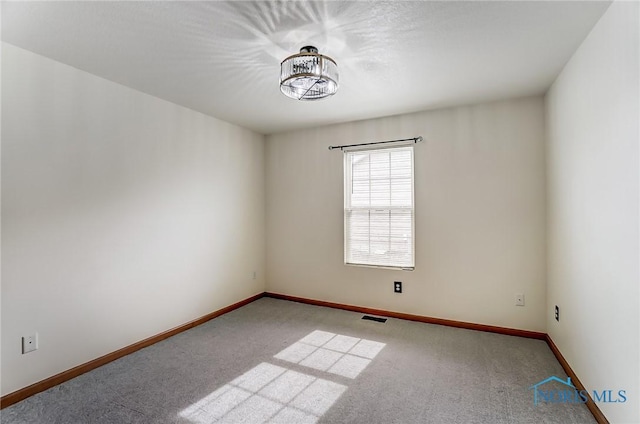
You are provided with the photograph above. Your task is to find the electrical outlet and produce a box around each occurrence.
[515,293,525,306]
[394,281,402,293]
[22,333,38,354]
[555,305,560,321]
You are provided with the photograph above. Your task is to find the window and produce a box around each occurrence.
[344,145,414,269]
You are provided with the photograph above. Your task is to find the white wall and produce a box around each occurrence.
[1,43,266,396]
[266,96,547,332]
[546,2,639,423]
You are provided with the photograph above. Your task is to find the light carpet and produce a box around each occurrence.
[1,297,596,423]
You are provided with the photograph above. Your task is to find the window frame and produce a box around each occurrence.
[343,144,415,270]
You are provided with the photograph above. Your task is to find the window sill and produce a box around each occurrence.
[345,262,414,271]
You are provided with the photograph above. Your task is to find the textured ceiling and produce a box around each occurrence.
[2,1,610,134]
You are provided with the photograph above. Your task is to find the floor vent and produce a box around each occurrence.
[362,315,387,323]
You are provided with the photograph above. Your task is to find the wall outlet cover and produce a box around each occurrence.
[22,333,38,354]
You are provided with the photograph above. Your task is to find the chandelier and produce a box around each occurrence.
[280,46,338,101]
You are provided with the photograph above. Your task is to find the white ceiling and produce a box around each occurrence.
[2,1,610,135]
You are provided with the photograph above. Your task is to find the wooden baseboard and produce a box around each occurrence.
[545,335,609,424]
[264,292,547,340]
[0,292,265,409]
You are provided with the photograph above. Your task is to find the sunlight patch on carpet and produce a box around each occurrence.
[274,330,386,379]
[179,330,384,423]
[179,362,346,424]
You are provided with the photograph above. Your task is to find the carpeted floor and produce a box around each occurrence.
[1,297,595,423]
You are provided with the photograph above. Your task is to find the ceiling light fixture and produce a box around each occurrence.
[280,46,338,101]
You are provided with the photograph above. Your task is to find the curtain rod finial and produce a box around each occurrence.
[416,136,423,143]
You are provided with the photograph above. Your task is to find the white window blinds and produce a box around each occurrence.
[344,145,415,269]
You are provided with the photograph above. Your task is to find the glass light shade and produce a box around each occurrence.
[280,46,338,101]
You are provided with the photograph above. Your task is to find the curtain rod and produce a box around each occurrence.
[328,136,423,151]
